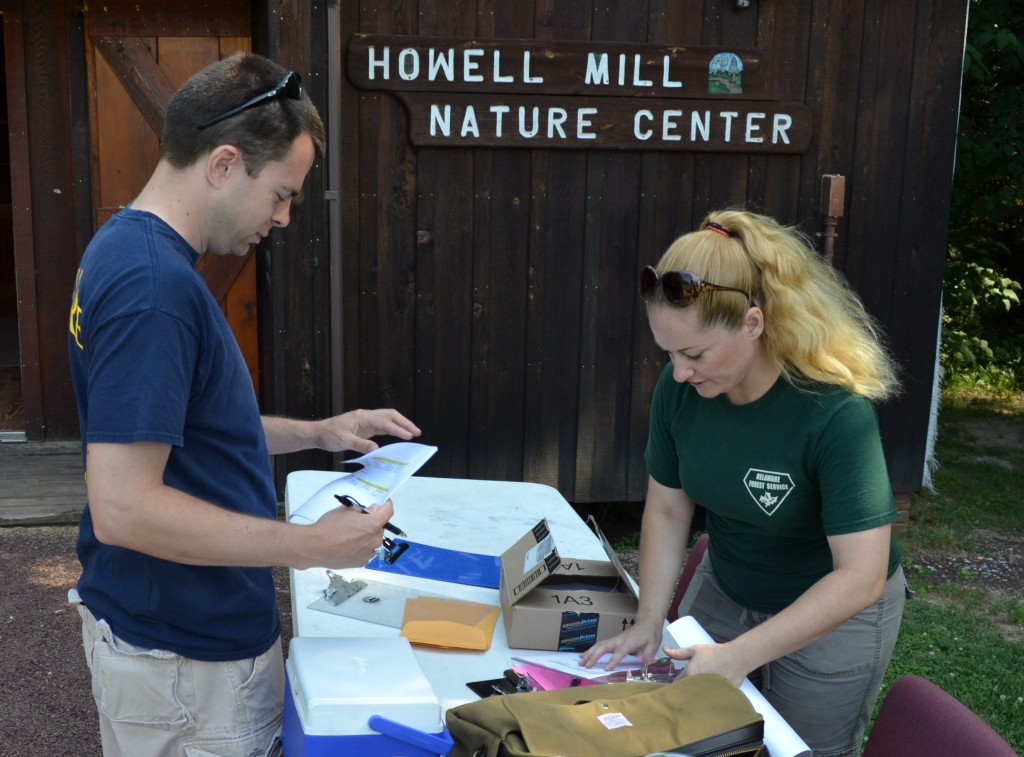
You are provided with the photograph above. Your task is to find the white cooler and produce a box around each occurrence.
[283,637,454,757]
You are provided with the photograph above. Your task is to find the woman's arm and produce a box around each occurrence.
[579,477,696,668]
[665,524,892,686]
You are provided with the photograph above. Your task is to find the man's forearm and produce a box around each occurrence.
[261,415,322,455]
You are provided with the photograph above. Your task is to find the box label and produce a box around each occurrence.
[522,533,556,574]
[556,611,599,651]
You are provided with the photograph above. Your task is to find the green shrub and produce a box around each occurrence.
[942,0,1024,387]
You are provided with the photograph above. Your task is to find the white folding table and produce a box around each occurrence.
[286,472,809,757]
[286,473,614,712]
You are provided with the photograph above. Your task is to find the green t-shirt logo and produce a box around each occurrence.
[744,468,796,516]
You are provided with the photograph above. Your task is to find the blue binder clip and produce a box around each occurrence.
[374,537,410,565]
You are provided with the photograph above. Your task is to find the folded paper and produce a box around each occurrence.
[289,442,437,525]
[509,651,647,680]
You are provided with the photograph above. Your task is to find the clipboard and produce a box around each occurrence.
[307,575,450,628]
[366,540,501,589]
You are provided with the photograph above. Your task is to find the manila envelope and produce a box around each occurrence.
[400,596,501,651]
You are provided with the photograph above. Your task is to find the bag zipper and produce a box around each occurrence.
[667,721,764,756]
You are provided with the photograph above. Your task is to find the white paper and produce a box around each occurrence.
[667,616,812,757]
[288,442,438,525]
[510,651,647,680]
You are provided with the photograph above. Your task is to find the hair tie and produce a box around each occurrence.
[706,221,735,238]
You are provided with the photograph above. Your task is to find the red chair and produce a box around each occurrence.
[667,533,709,623]
[862,674,1018,756]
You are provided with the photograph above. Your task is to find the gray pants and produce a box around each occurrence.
[678,554,907,757]
[77,603,284,757]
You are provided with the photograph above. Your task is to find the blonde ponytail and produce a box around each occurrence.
[654,209,900,401]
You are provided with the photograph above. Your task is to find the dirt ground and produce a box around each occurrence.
[1,526,101,755]
[0,526,294,756]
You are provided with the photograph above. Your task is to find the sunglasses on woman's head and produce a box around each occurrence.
[639,265,751,307]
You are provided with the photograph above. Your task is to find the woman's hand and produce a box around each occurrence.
[662,642,750,688]
[578,616,665,670]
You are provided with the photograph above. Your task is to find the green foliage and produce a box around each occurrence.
[953,4,1024,231]
[942,241,1021,371]
[944,362,1022,394]
[613,529,640,553]
[943,0,1024,383]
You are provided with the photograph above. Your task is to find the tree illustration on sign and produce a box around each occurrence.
[709,52,743,94]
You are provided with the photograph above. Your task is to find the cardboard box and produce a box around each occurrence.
[283,637,454,757]
[499,517,639,651]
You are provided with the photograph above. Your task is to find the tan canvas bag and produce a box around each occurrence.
[446,673,764,757]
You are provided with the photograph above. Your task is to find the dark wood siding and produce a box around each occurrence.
[6,0,967,506]
[3,2,88,439]
[293,0,966,501]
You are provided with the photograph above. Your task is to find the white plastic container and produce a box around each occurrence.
[283,636,454,757]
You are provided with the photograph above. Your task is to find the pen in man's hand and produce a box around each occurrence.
[381,521,406,538]
[334,494,407,538]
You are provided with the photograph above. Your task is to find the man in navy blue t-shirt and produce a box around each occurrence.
[68,53,420,757]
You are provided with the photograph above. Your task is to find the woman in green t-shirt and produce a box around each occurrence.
[580,209,908,757]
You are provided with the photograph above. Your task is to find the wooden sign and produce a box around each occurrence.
[347,34,813,153]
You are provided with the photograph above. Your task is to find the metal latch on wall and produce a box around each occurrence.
[820,174,846,266]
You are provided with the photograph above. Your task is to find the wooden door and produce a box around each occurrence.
[82,3,259,397]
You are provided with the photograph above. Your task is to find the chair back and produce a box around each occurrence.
[863,674,1018,757]
[667,533,709,623]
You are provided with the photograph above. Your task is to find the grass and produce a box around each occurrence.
[880,601,1023,746]
[877,383,1024,752]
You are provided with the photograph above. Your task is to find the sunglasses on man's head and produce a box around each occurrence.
[198,71,302,130]
[639,265,751,307]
